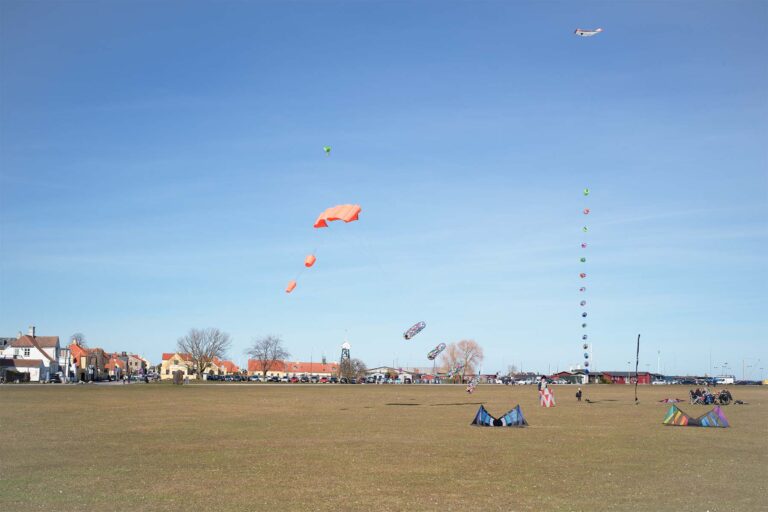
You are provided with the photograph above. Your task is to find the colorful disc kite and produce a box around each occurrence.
[583,208,590,215]
[427,343,447,360]
[580,273,587,279]
[580,257,586,263]
[580,300,586,306]
[404,321,426,340]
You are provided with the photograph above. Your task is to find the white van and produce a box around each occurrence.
[715,376,734,385]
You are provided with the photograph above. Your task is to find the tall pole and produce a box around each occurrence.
[634,334,641,404]
[657,350,661,375]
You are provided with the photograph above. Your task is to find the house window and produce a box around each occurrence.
[24,348,31,357]
[14,348,20,356]
[165,369,169,375]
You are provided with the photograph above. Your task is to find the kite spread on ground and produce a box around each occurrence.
[404,321,426,340]
[471,405,528,427]
[575,28,603,37]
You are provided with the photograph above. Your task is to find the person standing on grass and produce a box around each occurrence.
[576,387,582,402]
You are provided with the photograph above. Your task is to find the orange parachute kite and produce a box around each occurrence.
[286,204,361,293]
[314,204,361,228]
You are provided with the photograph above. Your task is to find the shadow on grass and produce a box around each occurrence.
[431,402,484,406]
[385,403,422,406]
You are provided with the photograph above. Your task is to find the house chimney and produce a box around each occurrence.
[28,325,35,337]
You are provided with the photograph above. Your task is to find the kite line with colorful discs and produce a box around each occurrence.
[581,187,591,377]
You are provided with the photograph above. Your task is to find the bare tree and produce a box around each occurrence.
[339,358,367,380]
[439,339,484,381]
[177,328,232,379]
[246,335,290,379]
[70,332,87,347]
[506,364,518,377]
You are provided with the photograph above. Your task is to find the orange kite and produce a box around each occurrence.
[313,204,361,228]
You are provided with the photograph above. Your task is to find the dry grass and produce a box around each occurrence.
[1,383,766,511]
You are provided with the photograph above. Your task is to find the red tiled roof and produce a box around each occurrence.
[162,352,192,361]
[12,335,59,349]
[219,360,239,373]
[0,358,44,368]
[247,359,287,373]
[106,357,127,370]
[69,343,88,362]
[291,362,339,374]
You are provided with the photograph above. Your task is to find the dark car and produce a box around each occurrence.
[47,374,62,383]
[300,375,309,383]
[310,376,319,383]
[339,377,349,384]
[329,376,338,384]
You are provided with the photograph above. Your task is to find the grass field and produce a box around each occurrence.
[1,383,766,512]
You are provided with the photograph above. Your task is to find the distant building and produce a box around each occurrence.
[247,360,339,378]
[0,326,60,382]
[159,352,194,380]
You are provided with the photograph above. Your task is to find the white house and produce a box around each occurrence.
[0,326,60,382]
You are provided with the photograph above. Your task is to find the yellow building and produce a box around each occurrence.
[159,352,194,380]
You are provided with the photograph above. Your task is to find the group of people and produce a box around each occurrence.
[689,387,732,405]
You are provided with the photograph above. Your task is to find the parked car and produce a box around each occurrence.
[268,376,280,382]
[280,376,290,383]
[329,376,338,384]
[319,376,329,383]
[365,377,376,384]
[46,374,62,383]
[300,375,309,383]
[290,376,299,383]
[248,375,261,382]
[310,376,319,383]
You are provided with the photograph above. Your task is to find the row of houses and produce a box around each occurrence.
[0,326,150,383]
[159,352,342,380]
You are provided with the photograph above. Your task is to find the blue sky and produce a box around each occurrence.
[1,1,766,377]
